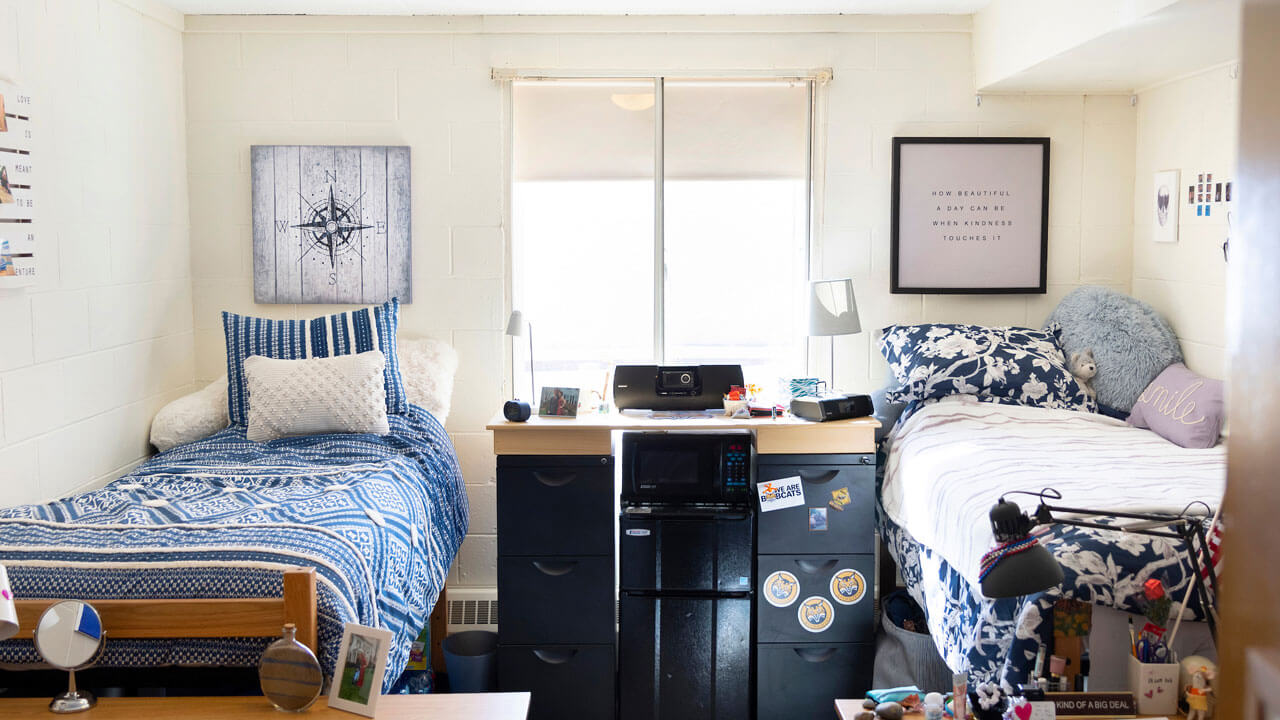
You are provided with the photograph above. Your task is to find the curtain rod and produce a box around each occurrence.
[491,68,833,84]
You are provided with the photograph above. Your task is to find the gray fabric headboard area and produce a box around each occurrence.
[866,285,1183,438]
[1044,286,1182,414]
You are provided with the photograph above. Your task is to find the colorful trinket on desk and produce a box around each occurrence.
[1184,666,1215,720]
[971,681,1008,720]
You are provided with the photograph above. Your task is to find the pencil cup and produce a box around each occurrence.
[1128,655,1179,715]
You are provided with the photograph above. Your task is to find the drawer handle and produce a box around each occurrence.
[795,558,839,575]
[532,648,578,665]
[798,469,840,484]
[793,647,838,663]
[532,560,578,576]
[533,471,577,487]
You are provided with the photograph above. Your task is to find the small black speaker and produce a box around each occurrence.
[503,400,532,422]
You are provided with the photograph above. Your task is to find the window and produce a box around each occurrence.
[511,77,812,400]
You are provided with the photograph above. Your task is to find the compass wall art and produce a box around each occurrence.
[251,145,411,304]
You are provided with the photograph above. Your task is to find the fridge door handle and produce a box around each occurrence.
[795,558,839,575]
[532,560,578,576]
[793,647,838,663]
[532,648,578,665]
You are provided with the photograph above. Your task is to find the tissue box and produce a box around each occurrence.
[1128,655,1179,715]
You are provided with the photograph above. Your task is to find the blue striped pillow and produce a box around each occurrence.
[222,299,408,426]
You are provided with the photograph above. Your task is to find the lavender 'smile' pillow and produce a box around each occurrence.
[1127,363,1225,448]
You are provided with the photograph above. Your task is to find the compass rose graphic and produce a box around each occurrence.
[292,184,372,268]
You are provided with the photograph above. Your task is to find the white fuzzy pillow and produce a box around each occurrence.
[398,337,458,422]
[150,377,230,452]
[244,351,391,443]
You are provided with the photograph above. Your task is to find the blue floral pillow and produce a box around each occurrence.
[878,323,1097,413]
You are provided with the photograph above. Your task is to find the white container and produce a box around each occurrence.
[1128,655,1179,715]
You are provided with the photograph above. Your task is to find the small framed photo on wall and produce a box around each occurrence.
[1153,169,1180,243]
[890,137,1050,294]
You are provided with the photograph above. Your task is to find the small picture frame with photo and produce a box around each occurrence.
[538,386,580,418]
[328,623,394,717]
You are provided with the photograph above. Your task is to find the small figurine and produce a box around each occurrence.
[1185,666,1215,720]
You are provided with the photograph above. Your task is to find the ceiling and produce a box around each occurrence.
[160,0,990,15]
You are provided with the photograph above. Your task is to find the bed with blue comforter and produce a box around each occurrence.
[877,395,1223,689]
[0,405,468,692]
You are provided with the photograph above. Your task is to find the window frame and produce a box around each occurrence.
[500,69,832,396]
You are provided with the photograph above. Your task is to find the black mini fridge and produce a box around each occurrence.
[618,507,754,720]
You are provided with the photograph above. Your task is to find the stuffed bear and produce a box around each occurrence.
[1069,348,1098,400]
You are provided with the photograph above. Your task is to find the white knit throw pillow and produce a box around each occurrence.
[244,351,391,443]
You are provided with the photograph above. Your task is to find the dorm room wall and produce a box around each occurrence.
[181,15,1137,589]
[0,0,194,506]
[1132,64,1238,380]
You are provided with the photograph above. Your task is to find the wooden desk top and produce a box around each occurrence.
[487,411,880,456]
[0,693,531,719]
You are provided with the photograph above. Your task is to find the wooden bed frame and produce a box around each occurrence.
[11,567,320,653]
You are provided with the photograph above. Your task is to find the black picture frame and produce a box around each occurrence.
[890,137,1050,294]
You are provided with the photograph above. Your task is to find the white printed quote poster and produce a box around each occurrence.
[0,79,34,286]
[891,138,1049,294]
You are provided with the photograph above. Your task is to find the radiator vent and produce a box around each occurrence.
[446,588,499,632]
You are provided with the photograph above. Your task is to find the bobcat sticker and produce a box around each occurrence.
[763,570,800,608]
[798,596,834,633]
[830,568,866,606]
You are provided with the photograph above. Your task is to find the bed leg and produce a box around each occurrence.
[284,567,318,654]
[430,584,448,672]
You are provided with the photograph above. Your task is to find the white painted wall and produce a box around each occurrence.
[0,0,194,506]
[181,16,1137,588]
[1132,64,1238,380]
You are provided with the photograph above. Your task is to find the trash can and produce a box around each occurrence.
[442,630,498,693]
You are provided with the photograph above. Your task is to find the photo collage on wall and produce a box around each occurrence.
[1188,170,1232,219]
[0,79,34,285]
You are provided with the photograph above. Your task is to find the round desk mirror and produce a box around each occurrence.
[34,600,104,713]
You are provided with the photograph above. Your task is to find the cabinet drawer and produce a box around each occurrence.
[756,554,874,644]
[498,644,615,720]
[497,458,614,557]
[756,642,873,720]
[756,458,874,555]
[498,556,615,645]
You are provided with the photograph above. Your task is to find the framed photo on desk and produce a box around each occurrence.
[538,387,580,418]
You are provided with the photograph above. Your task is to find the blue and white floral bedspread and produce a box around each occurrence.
[0,406,468,692]
[878,395,1223,688]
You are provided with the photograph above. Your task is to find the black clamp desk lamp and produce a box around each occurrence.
[979,489,1219,639]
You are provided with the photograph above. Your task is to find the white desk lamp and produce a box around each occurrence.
[808,279,862,393]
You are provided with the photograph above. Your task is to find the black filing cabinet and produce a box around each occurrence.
[496,455,616,720]
[755,453,876,719]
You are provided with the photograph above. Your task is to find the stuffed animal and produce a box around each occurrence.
[1069,348,1098,400]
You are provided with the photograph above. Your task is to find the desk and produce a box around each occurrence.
[488,411,880,720]
[0,694,531,719]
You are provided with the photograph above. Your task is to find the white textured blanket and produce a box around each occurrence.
[881,395,1226,587]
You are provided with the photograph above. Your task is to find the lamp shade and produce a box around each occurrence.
[505,310,526,337]
[979,543,1063,598]
[809,279,861,337]
[0,564,17,641]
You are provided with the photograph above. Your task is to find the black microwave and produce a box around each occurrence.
[621,432,752,504]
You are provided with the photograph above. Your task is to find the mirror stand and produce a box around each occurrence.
[49,669,95,714]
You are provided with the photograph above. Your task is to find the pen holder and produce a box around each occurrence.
[1128,655,1179,715]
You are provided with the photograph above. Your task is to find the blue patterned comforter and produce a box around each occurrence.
[878,396,1223,688]
[0,406,468,692]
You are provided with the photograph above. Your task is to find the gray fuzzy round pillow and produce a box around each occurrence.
[1045,286,1182,413]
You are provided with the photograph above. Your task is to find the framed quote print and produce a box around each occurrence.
[890,137,1050,294]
